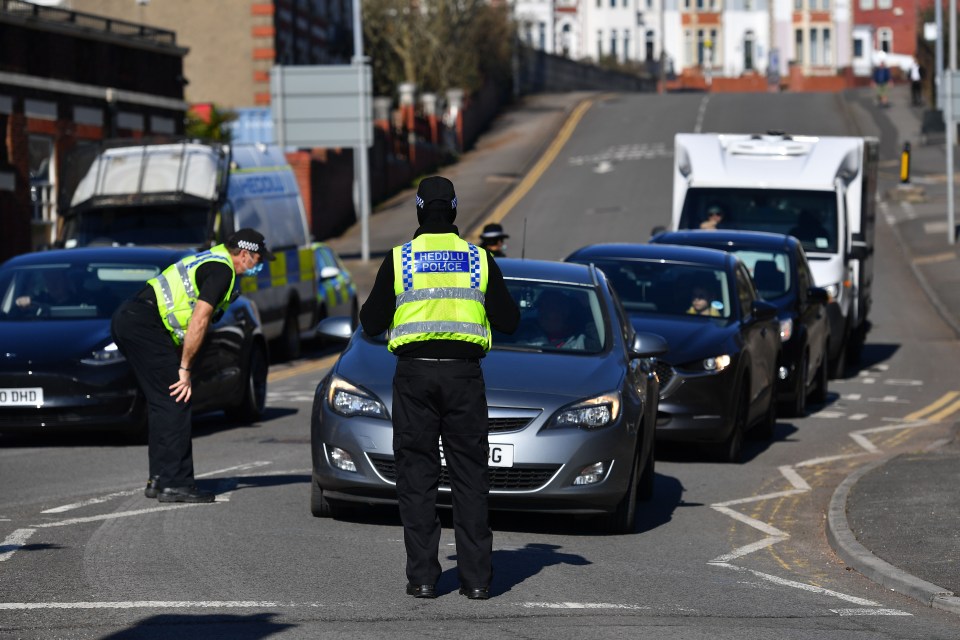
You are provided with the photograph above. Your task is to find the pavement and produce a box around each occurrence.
[325,85,960,616]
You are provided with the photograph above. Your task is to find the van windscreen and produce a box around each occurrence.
[62,205,210,248]
[679,188,838,254]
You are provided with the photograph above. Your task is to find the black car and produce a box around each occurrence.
[651,230,830,417]
[0,247,269,439]
[566,243,781,462]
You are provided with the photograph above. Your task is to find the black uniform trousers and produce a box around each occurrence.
[391,357,492,588]
[111,297,195,489]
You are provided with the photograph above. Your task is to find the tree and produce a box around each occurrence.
[185,103,237,142]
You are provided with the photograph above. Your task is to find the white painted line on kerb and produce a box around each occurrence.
[32,503,223,528]
[0,528,36,563]
[831,608,912,616]
[42,461,271,514]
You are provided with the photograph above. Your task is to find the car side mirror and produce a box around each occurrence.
[316,316,354,342]
[630,331,669,358]
[806,287,829,305]
[751,300,778,322]
[848,242,871,261]
[319,265,341,280]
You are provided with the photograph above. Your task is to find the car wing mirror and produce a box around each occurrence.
[849,242,872,261]
[751,300,778,322]
[316,316,354,342]
[806,287,829,305]
[319,265,341,280]
[630,331,669,358]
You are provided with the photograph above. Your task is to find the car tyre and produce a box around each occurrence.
[225,344,268,423]
[809,349,829,406]
[786,352,808,418]
[637,438,656,501]
[311,478,340,518]
[718,385,748,463]
[601,448,639,534]
[752,393,777,441]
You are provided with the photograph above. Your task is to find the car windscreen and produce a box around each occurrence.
[587,259,733,321]
[678,187,838,254]
[493,280,607,354]
[727,249,792,300]
[0,262,161,321]
[61,204,209,248]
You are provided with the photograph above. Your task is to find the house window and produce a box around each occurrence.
[744,30,755,70]
[878,28,893,53]
[685,29,695,67]
[598,30,604,59]
[646,29,656,61]
[795,28,804,64]
[853,38,863,58]
[878,0,892,7]
[539,22,546,50]
[625,30,631,60]
[823,28,831,65]
[810,28,819,65]
[611,30,618,58]
[860,0,874,9]
[794,0,803,10]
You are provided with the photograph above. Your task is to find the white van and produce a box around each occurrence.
[59,141,318,361]
[672,132,878,375]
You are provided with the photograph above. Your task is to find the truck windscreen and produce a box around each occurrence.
[61,205,210,248]
[679,188,838,254]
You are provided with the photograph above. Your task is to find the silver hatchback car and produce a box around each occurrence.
[310,258,667,533]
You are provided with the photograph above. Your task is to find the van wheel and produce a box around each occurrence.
[226,344,267,423]
[277,308,301,362]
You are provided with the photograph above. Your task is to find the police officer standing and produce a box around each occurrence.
[478,222,509,257]
[112,229,275,503]
[359,177,519,600]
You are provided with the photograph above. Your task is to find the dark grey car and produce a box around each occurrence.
[310,258,667,533]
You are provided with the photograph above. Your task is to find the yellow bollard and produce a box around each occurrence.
[900,141,911,183]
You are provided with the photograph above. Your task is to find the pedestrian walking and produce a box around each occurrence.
[909,59,924,106]
[111,229,275,503]
[872,59,891,107]
[478,222,509,257]
[359,176,520,600]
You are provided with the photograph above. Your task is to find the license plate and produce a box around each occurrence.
[0,388,44,407]
[440,442,514,468]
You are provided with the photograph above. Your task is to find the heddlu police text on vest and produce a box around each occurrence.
[414,251,470,273]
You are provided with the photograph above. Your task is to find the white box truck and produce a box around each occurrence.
[58,140,319,361]
[672,132,878,376]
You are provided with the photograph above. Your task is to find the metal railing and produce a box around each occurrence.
[1,0,177,46]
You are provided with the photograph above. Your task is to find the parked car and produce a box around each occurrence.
[650,230,830,416]
[0,247,269,439]
[312,241,357,327]
[310,258,667,533]
[566,243,781,462]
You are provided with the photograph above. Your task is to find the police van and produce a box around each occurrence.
[58,141,318,360]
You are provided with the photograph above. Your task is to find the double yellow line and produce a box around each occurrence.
[904,391,960,422]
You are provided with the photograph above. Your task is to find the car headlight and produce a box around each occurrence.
[779,318,793,342]
[824,283,840,302]
[701,354,732,372]
[80,342,126,366]
[545,392,621,430]
[327,374,389,419]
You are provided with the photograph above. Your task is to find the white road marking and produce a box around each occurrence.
[0,601,283,610]
[794,453,864,467]
[712,489,807,508]
[32,503,223,528]
[861,378,876,384]
[519,602,650,610]
[849,433,880,453]
[831,608,912,616]
[42,461,271,514]
[868,395,905,403]
[883,379,923,386]
[0,528,36,563]
[811,411,847,419]
[848,413,869,421]
[694,96,710,133]
[779,466,811,491]
[711,506,787,537]
[843,393,862,400]
[709,536,787,564]
[711,563,881,606]
[872,364,890,372]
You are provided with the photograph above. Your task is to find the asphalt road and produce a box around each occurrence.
[2,92,960,639]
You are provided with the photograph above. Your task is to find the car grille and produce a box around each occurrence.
[654,360,675,389]
[368,454,559,491]
[487,417,533,433]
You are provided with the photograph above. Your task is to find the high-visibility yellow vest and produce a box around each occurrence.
[148,244,236,346]
[388,234,490,352]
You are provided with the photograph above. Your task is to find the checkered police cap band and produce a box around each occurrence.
[416,195,457,209]
[237,240,261,252]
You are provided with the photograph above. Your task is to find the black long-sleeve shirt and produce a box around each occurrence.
[359,221,520,359]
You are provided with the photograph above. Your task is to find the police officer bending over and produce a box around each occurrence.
[360,176,519,600]
[112,229,275,503]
